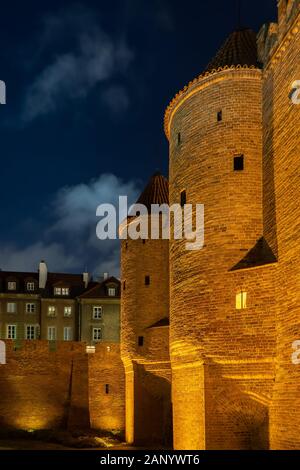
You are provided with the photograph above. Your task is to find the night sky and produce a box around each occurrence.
[0,0,277,277]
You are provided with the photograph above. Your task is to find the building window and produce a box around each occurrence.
[26,325,36,340]
[64,306,72,317]
[234,155,244,171]
[54,287,70,296]
[7,281,16,291]
[236,291,247,310]
[108,287,116,297]
[7,324,17,339]
[48,306,56,317]
[26,282,35,291]
[177,132,181,146]
[93,306,102,319]
[123,281,126,291]
[48,326,56,341]
[93,328,102,342]
[217,110,222,122]
[138,336,144,347]
[26,303,36,313]
[63,327,72,341]
[180,190,186,207]
[105,384,109,394]
[7,303,16,313]
[145,275,150,286]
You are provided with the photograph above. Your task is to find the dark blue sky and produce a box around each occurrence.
[0,0,277,276]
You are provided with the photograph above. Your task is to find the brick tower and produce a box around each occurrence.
[259,0,300,449]
[165,29,277,449]
[120,173,172,445]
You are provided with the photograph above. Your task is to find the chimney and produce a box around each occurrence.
[83,272,90,288]
[39,260,48,289]
[103,272,109,280]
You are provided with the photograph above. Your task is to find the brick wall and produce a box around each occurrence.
[166,67,277,449]
[262,6,300,449]
[0,340,125,433]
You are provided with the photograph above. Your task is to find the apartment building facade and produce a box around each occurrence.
[0,261,120,345]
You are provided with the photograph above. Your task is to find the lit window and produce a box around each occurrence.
[234,155,244,171]
[93,328,102,342]
[48,326,56,341]
[26,303,36,313]
[108,288,116,297]
[26,325,36,340]
[93,306,102,319]
[236,291,247,310]
[63,327,72,341]
[27,282,35,291]
[7,303,16,313]
[64,306,72,317]
[54,287,69,296]
[180,190,186,207]
[48,306,56,317]
[7,324,16,339]
[7,281,16,291]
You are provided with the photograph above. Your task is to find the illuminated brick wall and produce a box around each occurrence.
[262,2,300,449]
[166,66,278,449]
[120,220,171,445]
[0,340,125,433]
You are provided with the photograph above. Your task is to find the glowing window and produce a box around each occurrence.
[27,282,35,291]
[7,282,16,291]
[236,291,247,310]
[48,306,56,317]
[64,306,72,317]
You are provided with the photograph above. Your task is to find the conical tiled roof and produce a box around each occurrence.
[136,172,169,210]
[204,28,260,73]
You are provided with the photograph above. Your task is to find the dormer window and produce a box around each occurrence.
[54,287,70,296]
[7,281,16,291]
[27,282,35,292]
[108,287,116,297]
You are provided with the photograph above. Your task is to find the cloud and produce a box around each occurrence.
[0,242,77,273]
[22,5,134,121]
[0,174,141,277]
[101,85,130,115]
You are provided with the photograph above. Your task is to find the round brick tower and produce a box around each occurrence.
[120,172,171,445]
[165,29,264,449]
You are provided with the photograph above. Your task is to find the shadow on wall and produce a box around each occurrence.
[207,386,270,450]
[134,364,173,447]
